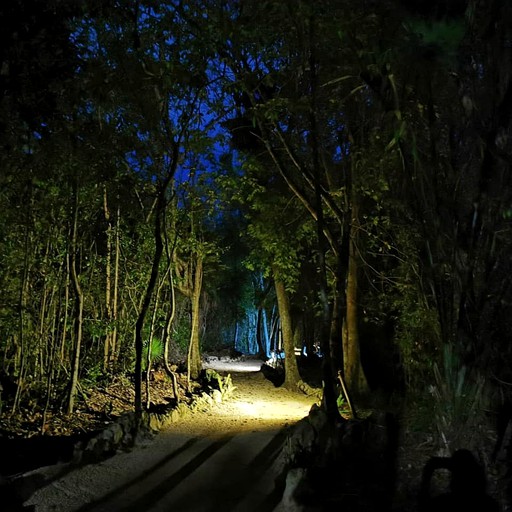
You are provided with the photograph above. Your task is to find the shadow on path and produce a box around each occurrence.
[117,436,233,512]
[73,428,290,512]
[166,428,289,512]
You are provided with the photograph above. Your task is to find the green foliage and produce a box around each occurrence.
[142,337,164,371]
[0,0,509,433]
[336,392,346,410]
[204,369,237,400]
[406,19,465,63]
[430,344,486,452]
[172,319,191,354]
[394,298,440,387]
[235,171,315,293]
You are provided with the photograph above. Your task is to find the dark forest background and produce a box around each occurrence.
[1,0,512,456]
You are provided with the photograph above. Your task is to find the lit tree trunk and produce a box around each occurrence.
[308,14,340,421]
[255,277,271,359]
[57,253,71,380]
[343,201,369,398]
[330,280,344,372]
[42,278,58,432]
[162,220,177,374]
[13,214,32,413]
[256,307,266,359]
[111,204,120,366]
[103,186,113,371]
[145,260,172,409]
[134,204,164,413]
[262,308,271,357]
[293,318,303,355]
[269,307,279,354]
[68,182,84,415]
[134,131,178,412]
[274,276,301,390]
[187,255,203,381]
[162,266,179,400]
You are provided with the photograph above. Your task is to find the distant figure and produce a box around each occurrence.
[418,449,499,512]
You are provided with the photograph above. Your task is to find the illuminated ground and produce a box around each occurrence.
[25,358,319,511]
[173,356,320,435]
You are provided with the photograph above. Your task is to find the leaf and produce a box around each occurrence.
[385,121,406,150]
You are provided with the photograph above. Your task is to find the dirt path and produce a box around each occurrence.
[24,362,318,512]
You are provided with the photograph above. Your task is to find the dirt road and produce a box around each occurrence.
[24,360,318,511]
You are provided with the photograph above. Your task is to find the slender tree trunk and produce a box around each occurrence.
[269,308,279,354]
[42,283,58,432]
[330,284,344,371]
[344,199,369,398]
[58,253,71,382]
[262,308,271,357]
[162,209,178,375]
[111,204,120,366]
[293,317,303,356]
[103,186,113,371]
[13,220,32,413]
[163,272,176,369]
[68,183,84,415]
[145,261,171,409]
[256,307,266,360]
[135,206,163,413]
[274,277,301,390]
[187,255,203,381]
[233,321,239,350]
[162,271,179,401]
[307,14,341,421]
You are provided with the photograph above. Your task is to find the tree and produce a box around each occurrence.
[226,164,311,390]
[0,0,221,417]
[273,276,301,389]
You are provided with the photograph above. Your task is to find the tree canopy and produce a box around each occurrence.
[1,0,511,454]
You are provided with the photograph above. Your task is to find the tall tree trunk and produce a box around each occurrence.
[13,212,32,413]
[162,273,176,370]
[160,212,180,402]
[103,186,113,371]
[42,282,58,432]
[162,270,179,401]
[274,277,301,390]
[330,280,344,371]
[58,253,71,380]
[256,307,266,359]
[262,308,271,357]
[67,182,84,415]
[135,205,164,413]
[307,14,341,421]
[344,202,369,398]
[145,261,171,409]
[187,255,203,381]
[111,204,121,366]
[269,308,279,355]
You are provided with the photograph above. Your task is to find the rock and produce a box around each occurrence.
[280,468,320,512]
[284,418,316,465]
[110,425,121,441]
[149,415,163,432]
[307,404,329,435]
[297,381,322,401]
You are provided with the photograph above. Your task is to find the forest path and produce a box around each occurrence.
[24,359,318,511]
